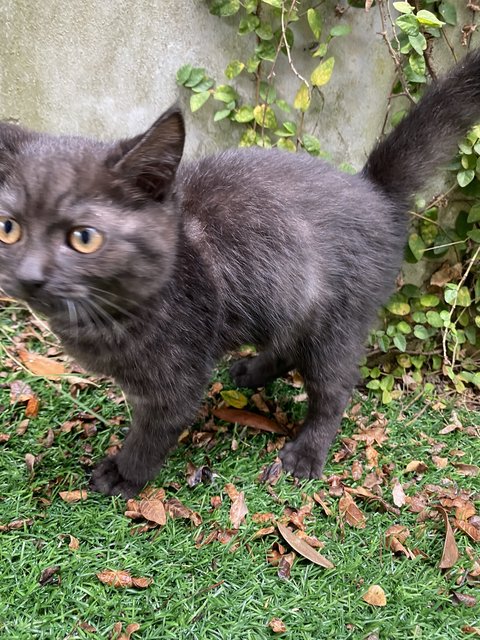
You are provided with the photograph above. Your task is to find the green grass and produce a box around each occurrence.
[0,304,479,639]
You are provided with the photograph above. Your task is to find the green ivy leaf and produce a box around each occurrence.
[413,325,430,340]
[330,24,351,37]
[387,301,411,316]
[467,228,480,243]
[184,68,208,88]
[277,138,296,153]
[393,1,414,13]
[409,52,426,77]
[255,41,277,62]
[302,134,321,156]
[256,23,274,40]
[408,233,426,261]
[209,0,240,17]
[311,57,335,87]
[312,43,328,58]
[416,10,444,28]
[239,129,257,147]
[234,105,255,123]
[420,294,440,307]
[214,85,237,103]
[439,1,457,25]
[397,321,412,334]
[225,60,245,79]
[458,170,475,187]
[408,32,427,55]
[253,104,277,129]
[393,335,407,352]
[238,15,260,34]
[307,8,322,40]
[468,204,480,223]
[425,311,443,328]
[276,99,291,113]
[261,0,282,7]
[190,91,211,112]
[294,83,311,112]
[221,390,248,408]
[176,64,193,85]
[396,14,419,37]
[214,109,232,121]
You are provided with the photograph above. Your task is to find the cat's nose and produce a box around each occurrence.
[18,275,45,296]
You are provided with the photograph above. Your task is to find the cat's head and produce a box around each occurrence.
[0,107,185,328]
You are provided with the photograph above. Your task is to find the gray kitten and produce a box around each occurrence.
[1,52,480,497]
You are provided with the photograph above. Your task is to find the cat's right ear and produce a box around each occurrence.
[0,123,34,181]
[107,107,185,201]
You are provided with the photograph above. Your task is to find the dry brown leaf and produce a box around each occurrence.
[451,592,477,607]
[277,551,295,580]
[139,499,166,526]
[39,565,60,586]
[111,622,141,640]
[345,486,400,515]
[430,262,462,287]
[0,434,10,444]
[258,459,283,485]
[405,460,428,474]
[252,526,276,539]
[212,407,286,434]
[462,626,480,635]
[385,525,414,559]
[268,618,287,633]
[230,491,248,529]
[16,419,29,435]
[313,492,332,517]
[362,584,387,607]
[10,380,35,403]
[365,445,379,469]
[59,490,88,503]
[18,349,66,378]
[68,535,80,550]
[210,496,222,509]
[25,453,36,474]
[252,512,275,524]
[251,393,270,413]
[224,483,239,501]
[164,497,191,519]
[294,530,324,549]
[437,507,459,569]
[453,463,479,477]
[454,519,480,542]
[339,493,366,529]
[351,460,363,481]
[0,517,34,532]
[25,396,40,418]
[432,456,448,469]
[277,522,334,569]
[97,570,152,589]
[392,479,406,508]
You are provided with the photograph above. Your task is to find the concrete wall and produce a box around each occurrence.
[0,1,475,168]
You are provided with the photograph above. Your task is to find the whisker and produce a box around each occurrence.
[66,299,79,341]
[89,292,137,320]
[88,285,141,309]
[88,298,125,334]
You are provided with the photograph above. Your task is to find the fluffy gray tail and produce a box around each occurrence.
[363,49,480,203]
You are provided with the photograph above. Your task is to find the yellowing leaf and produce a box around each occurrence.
[253,104,277,129]
[310,57,335,87]
[220,390,248,409]
[362,584,387,607]
[294,83,311,112]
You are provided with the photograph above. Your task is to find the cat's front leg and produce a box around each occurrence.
[90,390,204,498]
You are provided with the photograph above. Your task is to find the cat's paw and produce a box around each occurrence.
[89,457,144,498]
[229,357,263,388]
[279,440,326,480]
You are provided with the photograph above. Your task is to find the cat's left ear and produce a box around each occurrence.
[108,107,185,200]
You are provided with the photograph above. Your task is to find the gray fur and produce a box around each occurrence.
[1,51,480,497]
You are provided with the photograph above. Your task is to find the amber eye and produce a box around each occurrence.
[0,216,22,245]
[68,227,104,254]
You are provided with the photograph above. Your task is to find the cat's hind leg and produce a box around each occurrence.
[279,327,361,479]
[230,351,293,388]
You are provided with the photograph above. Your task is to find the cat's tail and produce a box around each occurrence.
[363,48,480,204]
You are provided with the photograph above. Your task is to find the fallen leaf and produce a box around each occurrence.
[258,459,283,485]
[351,460,363,481]
[405,460,428,474]
[0,517,34,532]
[392,479,406,508]
[25,396,40,418]
[451,592,477,607]
[164,497,191,519]
[268,618,287,633]
[453,463,479,477]
[0,433,10,444]
[230,491,248,529]
[16,419,29,435]
[277,522,334,569]
[97,570,152,589]
[313,492,332,517]
[432,456,448,469]
[25,453,36,474]
[345,486,400,515]
[186,463,214,487]
[362,584,387,607]
[365,445,379,469]
[339,493,366,529]
[111,622,141,640]
[78,622,97,634]
[454,519,480,542]
[437,507,459,569]
[277,551,295,580]
[39,565,61,586]
[10,380,35,403]
[252,526,276,539]
[251,393,270,413]
[252,512,275,524]
[220,389,248,408]
[59,490,88,503]
[139,499,166,526]
[385,525,414,559]
[210,496,222,509]
[462,626,480,635]
[224,483,239,501]
[18,349,66,378]
[212,408,286,434]
[68,535,80,550]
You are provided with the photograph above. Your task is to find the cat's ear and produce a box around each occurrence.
[107,107,185,200]
[0,123,35,181]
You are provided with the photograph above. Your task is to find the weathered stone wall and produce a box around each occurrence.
[0,1,475,169]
